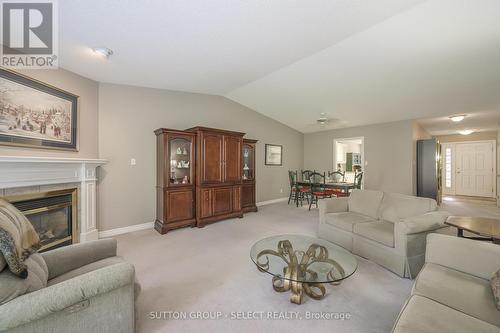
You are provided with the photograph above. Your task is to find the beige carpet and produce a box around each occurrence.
[115,202,414,333]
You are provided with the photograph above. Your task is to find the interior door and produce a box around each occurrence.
[223,136,241,182]
[455,142,494,197]
[202,133,223,183]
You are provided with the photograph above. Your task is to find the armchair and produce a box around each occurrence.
[0,239,137,333]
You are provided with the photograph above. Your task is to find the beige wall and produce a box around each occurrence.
[434,131,497,143]
[0,69,99,158]
[98,83,303,231]
[304,120,414,195]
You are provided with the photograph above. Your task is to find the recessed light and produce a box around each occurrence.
[449,115,466,122]
[458,129,473,135]
[92,47,113,59]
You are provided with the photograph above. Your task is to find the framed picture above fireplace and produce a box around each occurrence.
[0,68,78,151]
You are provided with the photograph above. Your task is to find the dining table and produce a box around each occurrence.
[294,180,356,207]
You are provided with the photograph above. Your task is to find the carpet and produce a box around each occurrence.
[114,202,413,333]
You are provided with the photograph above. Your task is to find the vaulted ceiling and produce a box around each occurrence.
[60,0,500,133]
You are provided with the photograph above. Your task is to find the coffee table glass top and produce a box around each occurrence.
[250,234,357,283]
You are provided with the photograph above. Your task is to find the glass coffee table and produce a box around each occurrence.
[250,234,357,304]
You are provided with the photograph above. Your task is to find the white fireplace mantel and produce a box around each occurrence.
[0,156,107,242]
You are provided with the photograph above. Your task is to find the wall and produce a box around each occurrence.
[98,83,303,231]
[0,69,99,158]
[304,120,414,195]
[434,131,497,143]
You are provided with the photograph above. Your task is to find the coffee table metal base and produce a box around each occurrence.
[255,240,345,305]
[261,266,340,304]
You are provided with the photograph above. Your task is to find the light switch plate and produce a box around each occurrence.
[130,158,136,166]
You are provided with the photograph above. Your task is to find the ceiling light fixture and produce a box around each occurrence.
[92,47,113,59]
[449,114,466,122]
[458,129,473,135]
[317,112,329,126]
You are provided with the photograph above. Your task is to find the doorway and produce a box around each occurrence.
[442,140,496,198]
[333,137,364,185]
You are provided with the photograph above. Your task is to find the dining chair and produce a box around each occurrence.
[354,171,363,190]
[288,170,309,206]
[308,171,331,210]
[287,170,298,205]
[328,170,345,182]
[301,169,313,182]
[326,170,349,198]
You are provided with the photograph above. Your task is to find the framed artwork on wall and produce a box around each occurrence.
[0,68,78,151]
[265,144,282,166]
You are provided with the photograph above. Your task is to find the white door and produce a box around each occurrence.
[455,142,494,197]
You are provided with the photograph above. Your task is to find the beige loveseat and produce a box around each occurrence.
[318,189,449,278]
[392,233,500,333]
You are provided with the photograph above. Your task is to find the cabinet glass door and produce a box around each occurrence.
[169,137,193,185]
[243,144,254,180]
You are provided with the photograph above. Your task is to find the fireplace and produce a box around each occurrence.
[6,189,78,252]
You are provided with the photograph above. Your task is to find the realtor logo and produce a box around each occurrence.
[1,0,58,68]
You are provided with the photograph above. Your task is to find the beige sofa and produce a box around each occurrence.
[318,189,449,278]
[392,233,500,333]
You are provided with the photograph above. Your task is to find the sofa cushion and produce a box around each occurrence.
[324,212,377,232]
[492,268,500,311]
[47,256,125,286]
[379,193,437,223]
[392,295,500,333]
[348,189,384,218]
[0,253,48,305]
[413,263,500,327]
[353,221,394,247]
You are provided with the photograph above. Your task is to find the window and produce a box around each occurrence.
[444,148,452,188]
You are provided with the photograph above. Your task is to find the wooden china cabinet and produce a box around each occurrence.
[155,126,252,234]
[154,129,196,234]
[242,139,258,212]
[186,127,245,227]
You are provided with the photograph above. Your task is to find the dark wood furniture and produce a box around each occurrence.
[155,127,251,233]
[242,139,258,213]
[445,216,500,244]
[154,129,197,234]
[186,126,245,228]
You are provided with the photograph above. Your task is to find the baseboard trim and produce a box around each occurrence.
[256,197,288,207]
[99,222,154,238]
[99,197,288,237]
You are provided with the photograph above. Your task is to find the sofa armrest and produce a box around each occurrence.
[318,197,349,224]
[426,233,500,280]
[396,211,450,235]
[41,238,117,280]
[0,261,134,331]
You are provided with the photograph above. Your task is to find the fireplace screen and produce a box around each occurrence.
[10,189,77,252]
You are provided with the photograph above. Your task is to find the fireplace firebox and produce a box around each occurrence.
[7,189,78,252]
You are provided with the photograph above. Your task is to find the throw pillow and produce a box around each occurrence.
[492,268,500,311]
[0,253,48,305]
[0,199,40,278]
